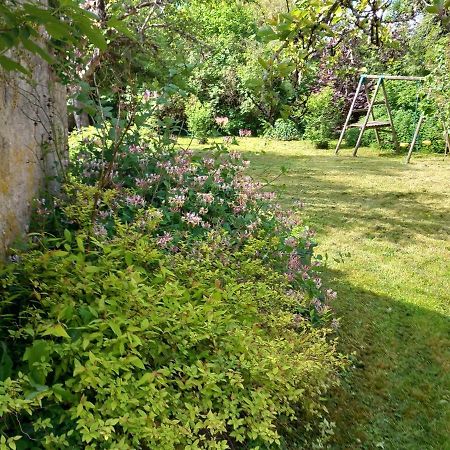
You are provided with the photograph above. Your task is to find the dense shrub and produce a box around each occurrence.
[416,115,446,153]
[303,87,342,149]
[185,97,214,143]
[0,217,343,449]
[265,118,300,141]
[1,74,347,446]
[1,124,345,448]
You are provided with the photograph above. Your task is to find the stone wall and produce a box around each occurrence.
[0,58,67,259]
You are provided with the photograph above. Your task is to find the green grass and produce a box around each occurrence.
[179,137,450,449]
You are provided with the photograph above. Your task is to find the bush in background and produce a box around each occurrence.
[185,96,214,143]
[265,118,300,141]
[304,87,342,149]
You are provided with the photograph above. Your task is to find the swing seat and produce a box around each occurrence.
[348,121,391,129]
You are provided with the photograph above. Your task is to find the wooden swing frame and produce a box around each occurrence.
[335,74,426,161]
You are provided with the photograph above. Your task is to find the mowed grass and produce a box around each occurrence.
[179,137,450,449]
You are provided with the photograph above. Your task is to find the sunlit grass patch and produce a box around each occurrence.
[179,137,450,449]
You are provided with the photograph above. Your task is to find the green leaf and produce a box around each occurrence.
[76,21,107,51]
[64,229,72,243]
[137,372,154,386]
[125,251,133,266]
[21,37,54,63]
[42,323,70,339]
[109,322,122,337]
[23,340,50,385]
[44,21,73,41]
[0,31,19,50]
[76,236,85,253]
[107,17,136,40]
[129,356,145,369]
[425,5,440,13]
[0,54,30,75]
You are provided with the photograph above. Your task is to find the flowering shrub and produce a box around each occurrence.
[70,137,266,239]
[67,131,336,324]
[1,124,345,448]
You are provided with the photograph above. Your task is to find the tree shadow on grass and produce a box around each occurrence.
[236,146,450,448]
[322,267,450,450]
[241,150,450,245]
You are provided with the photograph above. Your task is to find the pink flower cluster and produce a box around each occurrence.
[168,194,186,211]
[197,192,214,204]
[136,174,161,189]
[156,231,173,248]
[215,116,229,127]
[125,194,146,208]
[239,129,252,137]
[182,212,206,228]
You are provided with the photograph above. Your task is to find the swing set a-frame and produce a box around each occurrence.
[334,74,450,162]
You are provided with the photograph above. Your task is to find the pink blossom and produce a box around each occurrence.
[194,175,209,186]
[125,194,146,208]
[312,298,324,313]
[197,192,214,204]
[313,276,322,289]
[203,158,215,168]
[285,237,297,248]
[182,212,202,227]
[156,232,173,248]
[136,174,161,189]
[168,194,186,210]
[143,90,155,102]
[215,116,229,127]
[239,129,252,137]
[288,253,301,272]
[129,144,145,154]
[93,223,107,238]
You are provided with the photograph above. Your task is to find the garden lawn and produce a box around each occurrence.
[179,137,450,450]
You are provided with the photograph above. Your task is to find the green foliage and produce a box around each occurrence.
[0,223,343,448]
[265,118,300,141]
[304,87,342,149]
[0,0,107,75]
[185,97,214,142]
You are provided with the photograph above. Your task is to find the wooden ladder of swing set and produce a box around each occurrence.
[335,74,427,161]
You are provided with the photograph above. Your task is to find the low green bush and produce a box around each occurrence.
[0,222,344,449]
[344,128,380,149]
[185,96,214,143]
[304,87,342,149]
[265,118,300,141]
